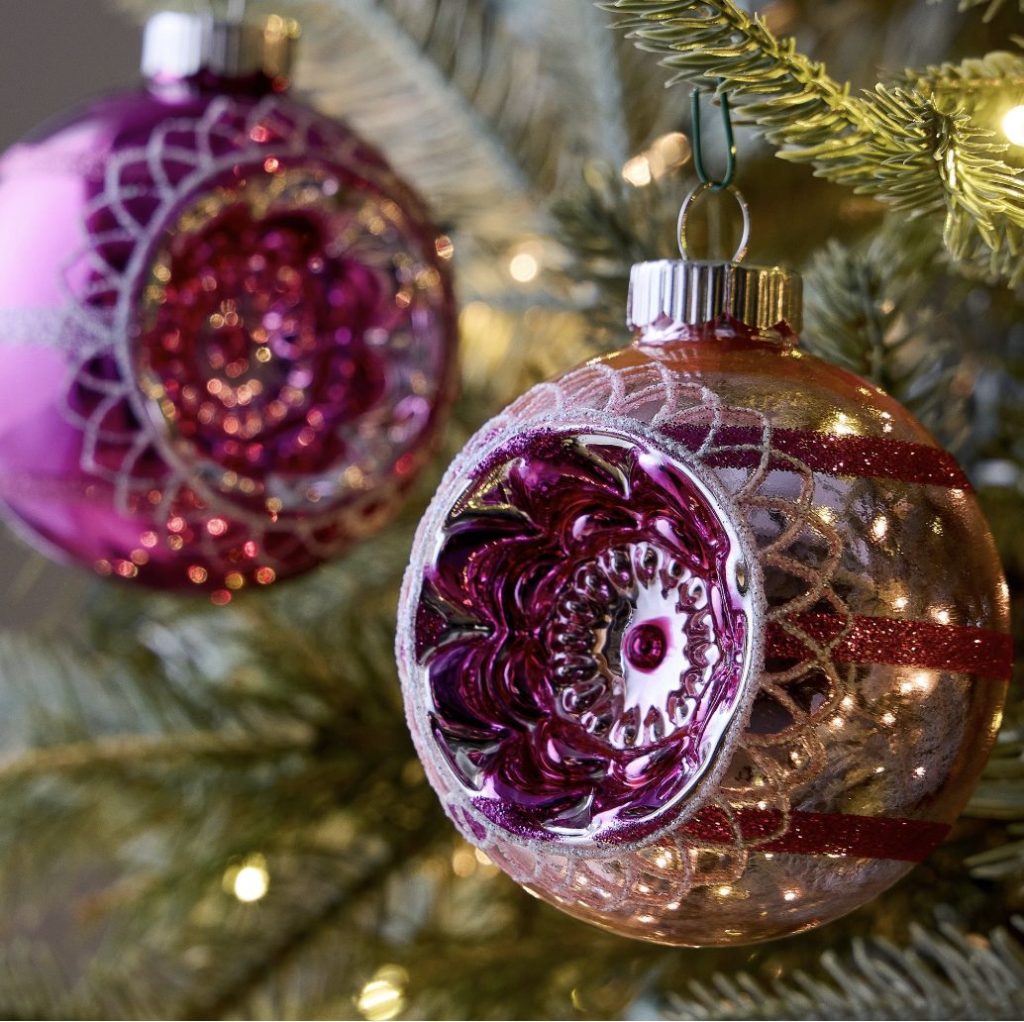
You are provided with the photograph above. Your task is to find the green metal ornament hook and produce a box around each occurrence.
[691,87,737,191]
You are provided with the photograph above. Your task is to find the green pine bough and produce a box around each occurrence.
[663,921,1024,1021]
[947,0,1022,18]
[600,0,1024,284]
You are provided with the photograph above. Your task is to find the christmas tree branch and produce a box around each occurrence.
[903,51,1024,96]
[662,921,1024,1021]
[600,0,1024,282]
[802,215,960,435]
[0,938,185,1019]
[337,0,543,195]
[180,827,434,1019]
[939,0,1023,18]
[0,728,313,781]
[968,725,1024,821]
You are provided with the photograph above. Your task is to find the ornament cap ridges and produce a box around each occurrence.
[627,260,802,336]
[142,11,298,83]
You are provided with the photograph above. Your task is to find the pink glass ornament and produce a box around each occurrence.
[397,261,1010,946]
[0,17,456,594]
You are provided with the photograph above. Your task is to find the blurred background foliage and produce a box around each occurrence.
[0,0,1023,1017]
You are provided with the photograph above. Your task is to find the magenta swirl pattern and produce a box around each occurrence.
[412,424,758,848]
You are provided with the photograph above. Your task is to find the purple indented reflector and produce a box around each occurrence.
[412,426,758,848]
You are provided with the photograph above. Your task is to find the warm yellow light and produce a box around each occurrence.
[900,670,937,696]
[1003,105,1024,146]
[509,251,539,283]
[885,582,909,612]
[622,154,652,187]
[357,980,404,1021]
[870,515,889,541]
[459,300,493,334]
[623,132,691,187]
[647,132,692,177]
[829,411,860,436]
[357,966,408,1022]
[229,856,269,903]
[451,845,476,877]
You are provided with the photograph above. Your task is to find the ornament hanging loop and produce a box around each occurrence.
[677,182,751,264]
[679,87,749,263]
[691,88,737,191]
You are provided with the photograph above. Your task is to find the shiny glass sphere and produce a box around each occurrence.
[0,73,456,593]
[397,315,1009,946]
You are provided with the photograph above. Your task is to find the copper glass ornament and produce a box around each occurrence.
[397,181,1010,946]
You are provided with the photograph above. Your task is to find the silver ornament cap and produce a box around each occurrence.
[627,260,802,335]
[628,180,802,336]
[142,11,299,82]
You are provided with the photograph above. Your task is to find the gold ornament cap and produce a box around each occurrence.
[142,11,298,82]
[627,259,803,335]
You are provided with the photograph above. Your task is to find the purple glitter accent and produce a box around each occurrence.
[413,427,753,846]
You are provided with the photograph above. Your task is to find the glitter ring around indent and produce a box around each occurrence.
[409,422,761,850]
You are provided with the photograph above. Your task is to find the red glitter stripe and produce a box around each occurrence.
[683,806,949,862]
[767,613,1013,681]
[660,423,971,488]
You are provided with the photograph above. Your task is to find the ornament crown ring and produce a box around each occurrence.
[676,182,751,264]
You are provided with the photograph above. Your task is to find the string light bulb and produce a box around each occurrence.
[622,132,692,188]
[622,154,653,187]
[509,251,540,283]
[357,966,408,1021]
[1002,105,1024,146]
[224,853,270,903]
